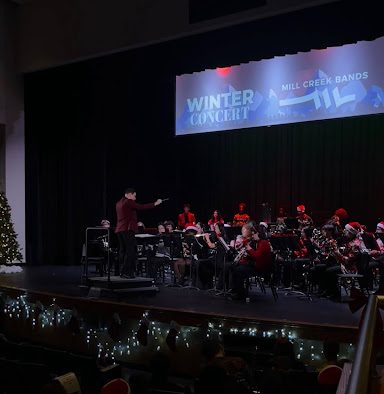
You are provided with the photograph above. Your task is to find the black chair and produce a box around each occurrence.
[268,253,280,301]
[81,242,106,277]
[338,253,370,298]
[247,254,279,301]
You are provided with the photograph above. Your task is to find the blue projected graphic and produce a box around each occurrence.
[175,37,384,135]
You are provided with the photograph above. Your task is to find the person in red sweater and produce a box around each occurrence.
[177,203,196,230]
[115,187,162,278]
[231,222,273,301]
[208,209,224,230]
[232,202,250,227]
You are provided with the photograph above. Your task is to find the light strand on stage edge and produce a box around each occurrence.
[0,292,355,366]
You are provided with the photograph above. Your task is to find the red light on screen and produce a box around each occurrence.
[216,67,232,76]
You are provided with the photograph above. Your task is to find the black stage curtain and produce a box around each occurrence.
[25,2,384,265]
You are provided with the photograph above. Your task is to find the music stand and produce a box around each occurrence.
[214,236,233,297]
[225,226,242,242]
[83,227,111,286]
[180,232,200,291]
[164,231,184,287]
[284,217,300,231]
[205,236,229,294]
[135,233,160,277]
[270,234,313,300]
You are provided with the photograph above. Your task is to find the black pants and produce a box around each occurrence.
[232,264,256,298]
[217,260,233,290]
[198,258,215,289]
[369,256,384,290]
[325,264,342,297]
[117,231,136,275]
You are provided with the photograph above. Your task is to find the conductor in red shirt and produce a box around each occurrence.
[115,187,162,278]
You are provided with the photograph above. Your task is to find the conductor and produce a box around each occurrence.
[115,187,162,278]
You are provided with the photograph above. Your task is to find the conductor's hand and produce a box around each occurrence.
[154,199,163,206]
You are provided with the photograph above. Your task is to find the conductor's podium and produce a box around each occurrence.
[81,229,159,297]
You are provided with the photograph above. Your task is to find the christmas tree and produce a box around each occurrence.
[0,191,22,264]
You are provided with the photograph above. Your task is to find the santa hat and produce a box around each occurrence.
[376,222,384,233]
[296,205,305,213]
[334,208,349,220]
[259,222,268,229]
[184,225,199,233]
[345,222,361,235]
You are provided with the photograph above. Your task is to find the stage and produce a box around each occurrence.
[0,265,361,341]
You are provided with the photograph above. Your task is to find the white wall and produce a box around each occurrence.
[0,0,25,262]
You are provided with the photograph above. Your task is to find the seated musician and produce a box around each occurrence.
[232,202,250,227]
[324,222,369,301]
[364,222,384,290]
[198,222,230,290]
[157,222,166,234]
[146,223,170,280]
[177,203,196,230]
[173,225,204,285]
[375,222,384,253]
[156,223,170,255]
[275,207,287,234]
[293,228,311,258]
[296,205,313,231]
[360,224,380,252]
[137,221,146,233]
[164,220,175,233]
[290,227,313,290]
[208,210,225,231]
[230,223,273,301]
[326,208,349,238]
[310,224,340,296]
[259,222,270,238]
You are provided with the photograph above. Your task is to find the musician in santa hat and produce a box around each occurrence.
[324,222,368,301]
[363,221,384,290]
[296,204,313,230]
[376,222,384,252]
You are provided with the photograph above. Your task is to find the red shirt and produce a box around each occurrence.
[115,198,154,233]
[242,239,272,272]
[233,213,250,227]
[177,212,196,229]
[208,218,224,227]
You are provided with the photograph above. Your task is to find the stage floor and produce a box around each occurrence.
[0,265,361,331]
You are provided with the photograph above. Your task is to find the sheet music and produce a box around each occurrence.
[218,236,231,251]
[135,233,157,238]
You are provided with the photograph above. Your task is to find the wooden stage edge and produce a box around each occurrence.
[0,282,358,342]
